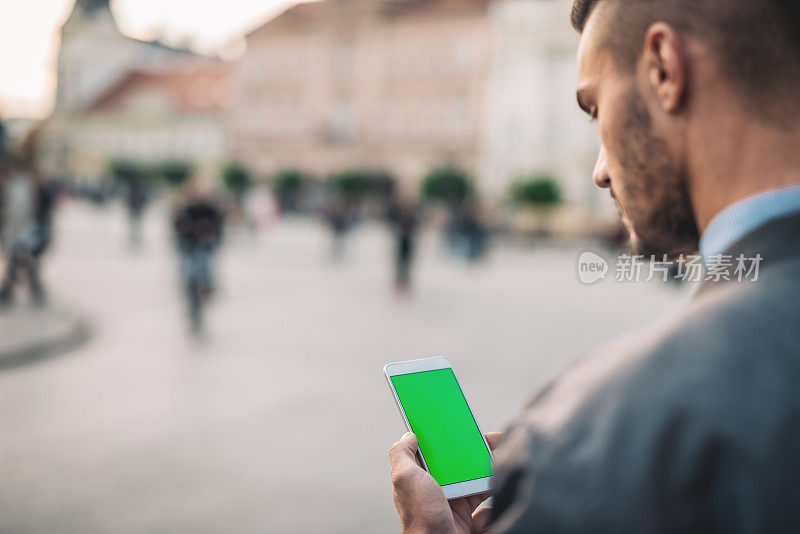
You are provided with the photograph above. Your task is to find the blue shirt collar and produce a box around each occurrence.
[699,184,800,264]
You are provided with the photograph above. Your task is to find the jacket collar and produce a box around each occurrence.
[693,210,800,299]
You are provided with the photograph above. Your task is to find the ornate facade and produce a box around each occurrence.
[41,0,231,178]
[230,0,604,211]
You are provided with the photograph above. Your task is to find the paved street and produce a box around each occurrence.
[0,200,689,533]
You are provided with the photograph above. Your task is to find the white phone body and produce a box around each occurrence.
[384,356,493,500]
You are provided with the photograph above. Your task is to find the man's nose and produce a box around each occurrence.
[592,147,611,189]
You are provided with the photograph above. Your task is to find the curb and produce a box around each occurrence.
[0,309,92,372]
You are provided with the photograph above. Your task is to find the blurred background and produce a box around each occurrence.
[0,0,690,532]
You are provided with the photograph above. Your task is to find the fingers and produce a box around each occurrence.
[464,491,491,511]
[471,507,493,534]
[484,431,504,451]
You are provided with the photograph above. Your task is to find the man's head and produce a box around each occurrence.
[573,0,800,256]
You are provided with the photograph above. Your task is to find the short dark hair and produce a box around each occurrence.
[570,0,800,121]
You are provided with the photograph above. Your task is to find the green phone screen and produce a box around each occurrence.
[391,368,492,486]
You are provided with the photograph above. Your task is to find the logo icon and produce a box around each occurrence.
[578,252,609,284]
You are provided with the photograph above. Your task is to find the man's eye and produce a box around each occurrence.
[589,108,598,122]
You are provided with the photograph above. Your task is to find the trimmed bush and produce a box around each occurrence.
[274,169,307,197]
[108,160,146,184]
[421,166,473,206]
[221,162,251,195]
[330,170,369,200]
[329,169,396,202]
[152,161,192,188]
[510,175,562,207]
[274,169,311,211]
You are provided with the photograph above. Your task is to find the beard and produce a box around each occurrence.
[613,88,699,259]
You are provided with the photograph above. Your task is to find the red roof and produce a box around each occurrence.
[86,62,234,115]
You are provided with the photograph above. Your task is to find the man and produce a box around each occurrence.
[125,177,148,249]
[0,137,55,307]
[0,114,6,163]
[172,178,224,332]
[326,199,351,261]
[389,199,418,295]
[389,0,800,532]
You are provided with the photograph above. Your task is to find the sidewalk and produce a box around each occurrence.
[0,304,90,371]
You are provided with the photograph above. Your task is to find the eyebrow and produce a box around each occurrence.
[576,89,592,116]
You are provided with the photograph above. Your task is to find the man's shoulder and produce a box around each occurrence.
[588,276,799,419]
[491,275,800,532]
[507,271,800,453]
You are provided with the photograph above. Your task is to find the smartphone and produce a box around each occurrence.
[384,356,493,500]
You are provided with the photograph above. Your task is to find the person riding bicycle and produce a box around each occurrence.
[172,180,224,331]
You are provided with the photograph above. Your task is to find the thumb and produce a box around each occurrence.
[389,432,420,470]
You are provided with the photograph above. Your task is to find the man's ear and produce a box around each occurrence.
[642,22,687,113]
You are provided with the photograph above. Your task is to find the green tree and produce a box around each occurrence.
[330,169,371,201]
[274,169,306,196]
[273,169,310,211]
[421,166,473,206]
[108,160,146,184]
[510,175,563,207]
[221,162,251,198]
[153,161,192,189]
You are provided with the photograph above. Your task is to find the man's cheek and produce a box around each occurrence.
[597,121,624,171]
[605,158,626,193]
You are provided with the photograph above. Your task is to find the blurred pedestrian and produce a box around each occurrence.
[326,199,350,261]
[446,203,486,262]
[244,184,280,237]
[172,177,224,333]
[0,146,56,307]
[0,159,6,243]
[389,200,418,295]
[0,114,6,164]
[125,178,148,250]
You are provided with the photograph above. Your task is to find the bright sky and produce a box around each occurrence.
[0,0,297,119]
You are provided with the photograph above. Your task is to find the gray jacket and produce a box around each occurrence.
[491,212,800,533]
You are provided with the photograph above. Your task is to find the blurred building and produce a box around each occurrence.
[40,0,233,179]
[231,0,601,208]
[1,118,39,154]
[58,63,232,175]
[484,0,598,204]
[231,0,490,198]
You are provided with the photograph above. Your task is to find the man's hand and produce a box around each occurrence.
[389,431,503,534]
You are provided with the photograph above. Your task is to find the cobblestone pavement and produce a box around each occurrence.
[0,201,689,533]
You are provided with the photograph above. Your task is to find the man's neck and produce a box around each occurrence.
[688,112,800,233]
